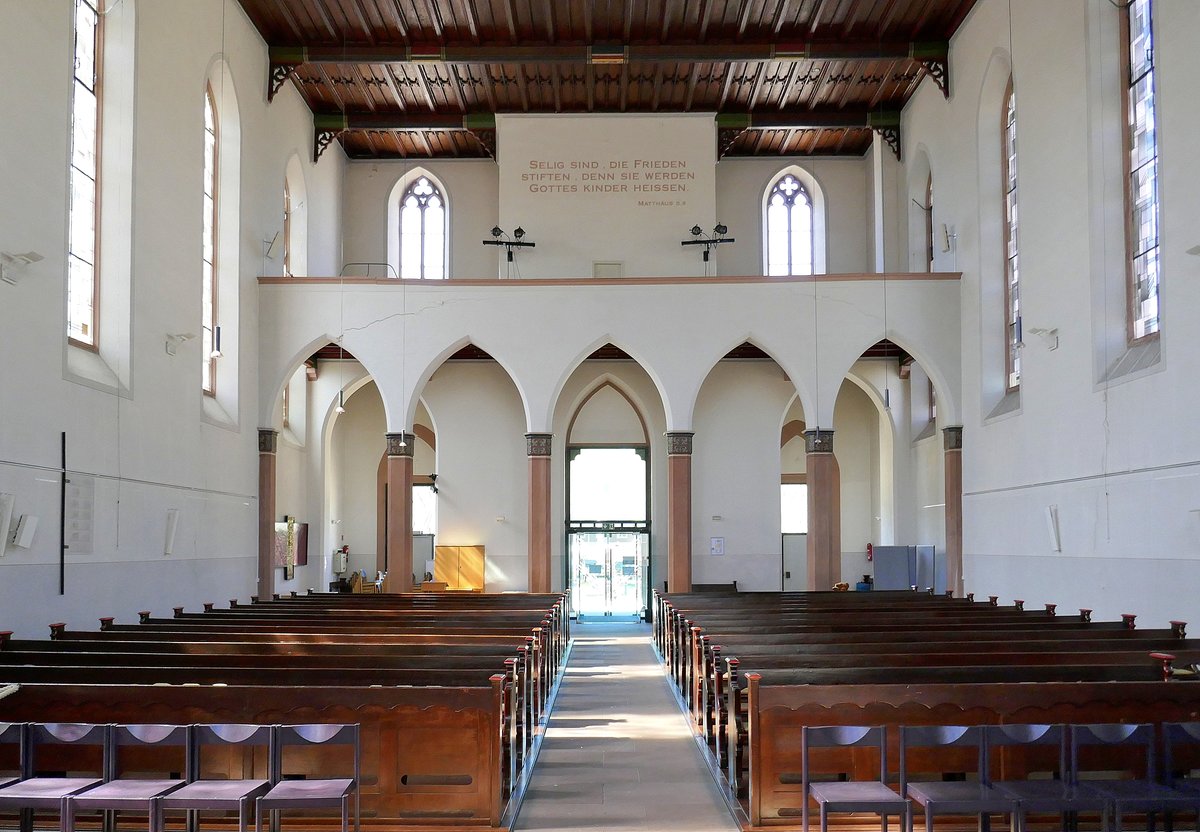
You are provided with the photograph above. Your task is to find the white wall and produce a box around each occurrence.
[342,160,498,278]
[691,360,795,589]
[422,362,529,590]
[716,157,872,275]
[0,0,342,636]
[901,0,1200,627]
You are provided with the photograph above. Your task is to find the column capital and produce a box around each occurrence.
[804,428,834,454]
[665,431,694,455]
[258,429,278,454]
[525,433,553,457]
[943,426,963,451]
[386,432,415,457]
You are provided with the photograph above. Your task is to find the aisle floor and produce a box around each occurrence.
[514,619,738,832]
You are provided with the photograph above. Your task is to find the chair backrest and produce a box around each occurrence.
[802,725,888,790]
[273,724,360,784]
[899,725,988,792]
[190,724,273,783]
[109,724,191,781]
[27,723,110,781]
[0,722,25,780]
[1070,723,1155,785]
[1162,722,1200,786]
[986,724,1066,783]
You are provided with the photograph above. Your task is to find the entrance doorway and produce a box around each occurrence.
[568,528,648,616]
[566,447,650,619]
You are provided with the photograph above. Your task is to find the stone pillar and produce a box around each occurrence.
[805,429,841,591]
[257,430,278,599]
[666,432,694,594]
[384,432,414,593]
[526,433,553,593]
[944,426,964,597]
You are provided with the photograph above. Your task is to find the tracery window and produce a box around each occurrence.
[765,174,814,276]
[67,0,102,347]
[1123,0,1160,341]
[398,176,446,279]
[1002,80,1021,390]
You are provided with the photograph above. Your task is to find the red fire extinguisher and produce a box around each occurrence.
[866,543,873,562]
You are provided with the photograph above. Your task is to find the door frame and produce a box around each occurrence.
[564,444,652,618]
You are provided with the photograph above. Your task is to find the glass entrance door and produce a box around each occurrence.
[569,529,647,617]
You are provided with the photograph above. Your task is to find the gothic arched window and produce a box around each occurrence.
[765,173,814,276]
[398,176,446,279]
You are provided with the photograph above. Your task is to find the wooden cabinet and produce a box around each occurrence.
[434,545,485,591]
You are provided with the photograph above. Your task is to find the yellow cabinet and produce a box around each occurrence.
[434,545,485,591]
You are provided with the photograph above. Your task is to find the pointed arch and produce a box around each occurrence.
[544,337,673,433]
[405,336,531,433]
[566,379,651,447]
[386,167,449,279]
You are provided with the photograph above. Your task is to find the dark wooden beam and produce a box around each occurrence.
[268,39,947,66]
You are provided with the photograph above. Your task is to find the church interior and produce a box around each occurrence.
[1,0,1199,830]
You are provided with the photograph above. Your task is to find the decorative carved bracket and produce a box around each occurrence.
[469,127,497,159]
[717,126,749,158]
[268,62,299,102]
[918,56,950,99]
[874,125,902,161]
[314,127,344,163]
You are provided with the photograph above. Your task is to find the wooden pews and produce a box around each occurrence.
[0,592,570,831]
[654,589,1200,830]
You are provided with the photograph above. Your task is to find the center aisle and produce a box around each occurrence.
[515,619,738,832]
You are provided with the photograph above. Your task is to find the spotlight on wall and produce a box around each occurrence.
[513,227,525,240]
[714,223,728,236]
[210,325,223,359]
[690,225,703,237]
[491,226,503,238]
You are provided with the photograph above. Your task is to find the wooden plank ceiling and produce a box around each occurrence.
[238,0,978,160]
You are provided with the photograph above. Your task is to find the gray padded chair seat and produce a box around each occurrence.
[259,778,354,804]
[906,781,1016,814]
[161,779,272,807]
[71,779,186,807]
[0,777,102,807]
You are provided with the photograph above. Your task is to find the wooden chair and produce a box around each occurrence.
[1073,723,1199,832]
[157,725,273,832]
[900,725,1016,832]
[989,724,1108,832]
[65,724,190,832]
[0,723,108,832]
[257,724,359,832]
[802,725,910,832]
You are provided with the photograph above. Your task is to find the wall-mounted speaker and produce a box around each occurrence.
[11,514,38,549]
[0,493,14,557]
[1045,505,1062,553]
[164,508,180,556]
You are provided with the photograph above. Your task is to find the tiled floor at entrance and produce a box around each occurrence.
[514,619,738,832]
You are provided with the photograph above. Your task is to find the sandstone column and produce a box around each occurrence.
[384,432,414,593]
[527,433,552,593]
[257,429,278,598]
[944,426,964,597]
[666,432,694,593]
[805,429,841,590]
